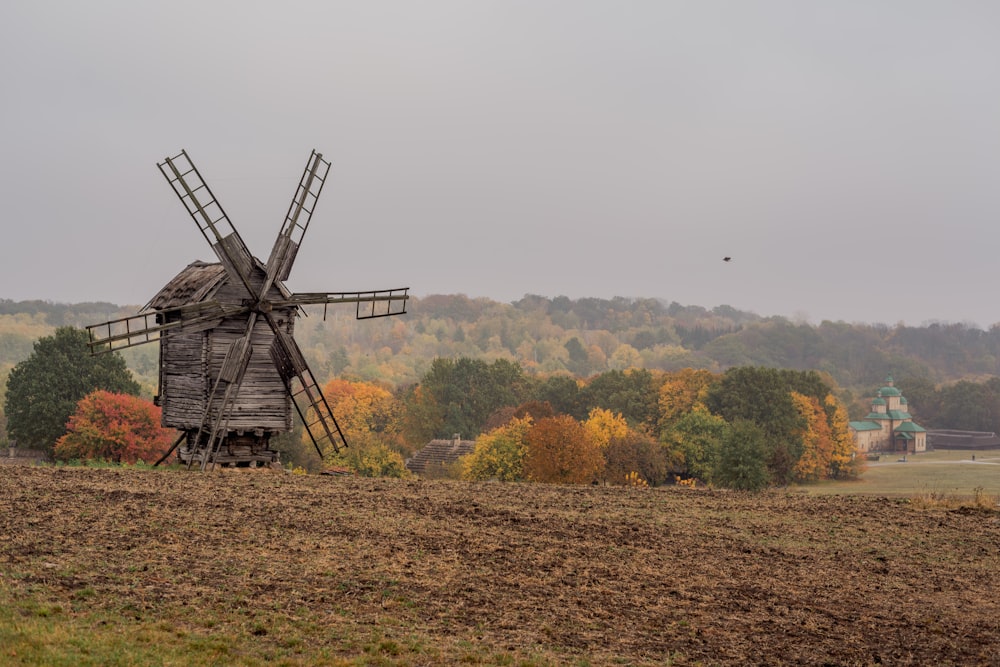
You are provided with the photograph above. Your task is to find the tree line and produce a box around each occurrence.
[4,328,861,491]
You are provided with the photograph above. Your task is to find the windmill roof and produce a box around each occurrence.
[147,261,227,310]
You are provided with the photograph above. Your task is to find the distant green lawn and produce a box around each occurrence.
[802,449,1000,498]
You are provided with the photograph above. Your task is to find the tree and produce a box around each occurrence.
[53,390,176,463]
[533,374,581,417]
[319,378,404,446]
[791,391,834,482]
[604,430,668,486]
[714,420,770,491]
[5,327,140,453]
[462,417,532,482]
[582,407,630,450]
[579,368,660,427]
[328,432,409,478]
[826,394,864,479]
[657,368,718,431]
[661,407,729,484]
[408,357,534,440]
[524,415,604,484]
[704,367,833,485]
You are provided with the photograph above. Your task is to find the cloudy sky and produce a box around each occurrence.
[2,1,999,327]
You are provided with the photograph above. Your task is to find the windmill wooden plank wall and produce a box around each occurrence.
[87,149,410,470]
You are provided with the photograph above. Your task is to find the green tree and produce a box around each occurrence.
[704,367,832,485]
[661,408,729,484]
[5,327,139,453]
[408,357,534,440]
[579,368,660,427]
[715,420,770,491]
[533,374,581,416]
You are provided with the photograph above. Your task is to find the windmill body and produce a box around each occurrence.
[150,261,293,464]
[88,150,409,469]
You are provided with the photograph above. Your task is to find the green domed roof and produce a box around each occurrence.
[900,396,908,404]
[872,397,886,405]
[878,386,902,397]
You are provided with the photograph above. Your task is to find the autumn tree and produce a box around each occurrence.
[603,429,668,486]
[332,435,410,478]
[791,391,835,482]
[462,416,532,482]
[5,327,140,453]
[657,368,718,431]
[582,407,630,450]
[826,394,864,479]
[320,378,403,446]
[524,415,604,484]
[53,390,176,463]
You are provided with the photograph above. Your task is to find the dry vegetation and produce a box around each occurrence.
[1,466,999,666]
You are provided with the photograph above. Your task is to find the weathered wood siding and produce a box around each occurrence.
[160,276,293,432]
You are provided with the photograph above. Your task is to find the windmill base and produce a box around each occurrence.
[176,431,281,468]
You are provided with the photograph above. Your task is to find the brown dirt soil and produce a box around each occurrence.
[1,466,999,665]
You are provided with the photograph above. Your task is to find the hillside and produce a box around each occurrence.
[4,295,1000,396]
[1,466,997,665]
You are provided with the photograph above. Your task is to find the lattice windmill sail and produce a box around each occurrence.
[87,150,409,470]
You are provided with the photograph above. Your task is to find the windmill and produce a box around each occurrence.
[87,150,409,470]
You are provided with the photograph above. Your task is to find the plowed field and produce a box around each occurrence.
[1,466,998,665]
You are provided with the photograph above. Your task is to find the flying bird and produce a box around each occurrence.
[723,256,732,262]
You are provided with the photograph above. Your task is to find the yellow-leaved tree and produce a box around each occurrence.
[309,378,408,477]
[826,394,865,479]
[657,368,717,431]
[582,407,630,450]
[462,416,532,482]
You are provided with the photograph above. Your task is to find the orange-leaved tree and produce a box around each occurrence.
[791,391,834,482]
[53,390,176,464]
[525,415,604,484]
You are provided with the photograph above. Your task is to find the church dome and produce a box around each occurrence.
[878,386,902,397]
[872,397,886,406]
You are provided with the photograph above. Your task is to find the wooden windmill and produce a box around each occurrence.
[87,150,409,469]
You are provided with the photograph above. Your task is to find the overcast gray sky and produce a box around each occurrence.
[2,1,999,327]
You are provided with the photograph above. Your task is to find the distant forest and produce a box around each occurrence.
[4,294,1000,437]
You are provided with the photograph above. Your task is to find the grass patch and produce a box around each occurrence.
[801,449,1000,497]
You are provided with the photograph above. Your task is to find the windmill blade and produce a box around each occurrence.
[86,302,246,354]
[158,150,257,298]
[275,288,410,319]
[264,150,332,283]
[266,316,347,458]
